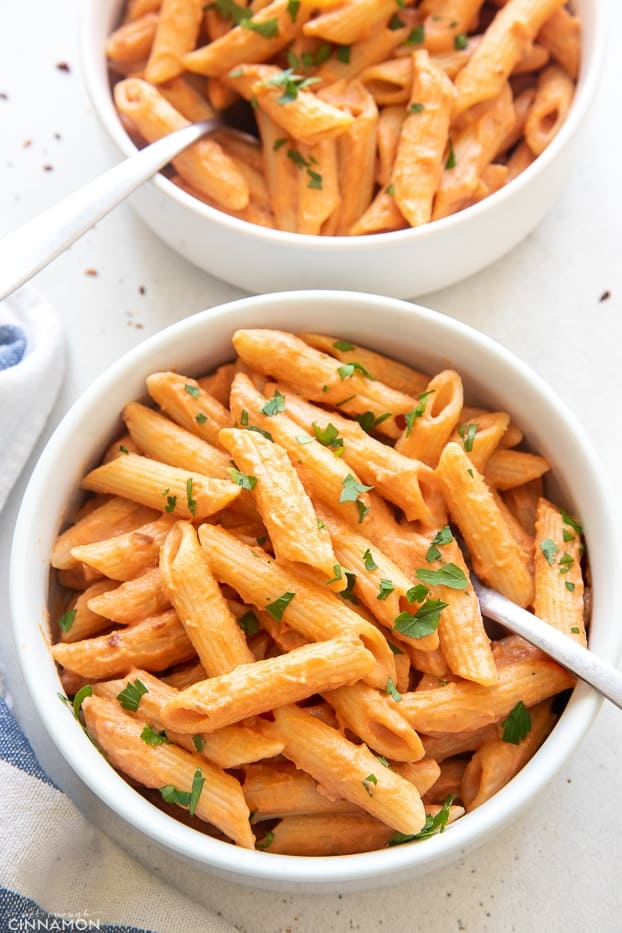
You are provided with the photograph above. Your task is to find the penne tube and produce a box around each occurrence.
[349,187,408,235]
[295,138,340,235]
[395,369,463,465]
[232,328,416,439]
[161,636,375,733]
[145,0,204,83]
[87,568,170,624]
[51,609,195,679]
[298,334,429,396]
[93,670,284,768]
[266,812,396,855]
[449,410,511,472]
[360,57,412,106]
[422,0,484,52]
[502,477,542,535]
[303,0,400,45]
[228,373,372,529]
[423,756,467,803]
[505,138,536,180]
[51,497,158,570]
[452,0,565,116]
[316,21,413,85]
[57,580,118,643]
[484,448,550,490]
[537,6,580,79]
[323,681,425,762]
[495,86,536,157]
[197,523,396,689]
[399,656,575,733]
[435,442,534,607]
[57,564,104,592]
[123,401,231,477]
[71,515,176,581]
[105,12,159,65]
[421,722,499,762]
[272,703,427,834]
[391,758,442,796]
[524,64,574,155]
[460,404,523,449]
[275,387,446,528]
[218,427,336,576]
[184,0,311,76]
[197,361,237,406]
[243,761,358,821]
[145,371,232,448]
[461,699,556,809]
[375,103,405,188]
[124,0,162,21]
[160,521,255,673]
[82,695,254,848]
[114,79,249,210]
[81,453,241,520]
[533,498,586,644]
[393,51,457,227]
[256,110,299,232]
[157,75,215,122]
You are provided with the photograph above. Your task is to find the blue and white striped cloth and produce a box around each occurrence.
[0,289,236,933]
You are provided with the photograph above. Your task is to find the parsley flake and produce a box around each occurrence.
[240,409,249,426]
[72,684,92,719]
[561,509,583,536]
[260,390,286,416]
[160,768,205,817]
[307,169,322,189]
[57,608,76,633]
[540,538,558,565]
[333,340,356,351]
[404,390,434,436]
[263,68,320,104]
[312,422,343,452]
[363,548,378,571]
[243,16,278,38]
[405,24,425,44]
[386,677,402,702]
[415,563,468,590]
[571,624,580,632]
[362,773,378,796]
[409,102,425,113]
[337,361,373,380]
[248,425,273,441]
[186,477,197,516]
[566,582,576,593]
[406,583,429,603]
[355,411,392,433]
[184,383,200,398]
[425,525,454,562]
[119,444,129,455]
[286,0,300,21]
[501,701,531,745]
[558,553,574,574]
[458,422,478,452]
[393,599,448,638]
[336,44,351,63]
[164,491,177,513]
[445,138,456,170]
[228,467,257,490]
[239,610,259,635]
[265,591,296,621]
[340,571,359,604]
[117,678,148,711]
[340,473,373,503]
[192,734,205,753]
[195,413,208,424]
[141,725,169,745]
[389,794,455,844]
[389,12,405,28]
[454,32,468,49]
[377,578,395,600]
[256,830,275,849]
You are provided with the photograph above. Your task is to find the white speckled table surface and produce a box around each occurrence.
[1,1,621,930]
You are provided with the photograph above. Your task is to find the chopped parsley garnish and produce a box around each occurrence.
[256,830,275,849]
[195,413,208,424]
[334,394,356,407]
[287,148,309,168]
[415,563,468,590]
[563,529,574,542]
[356,500,370,524]
[240,409,249,426]
[57,608,76,633]
[286,0,300,21]
[458,422,478,452]
[355,411,392,433]
[340,571,359,604]
[386,677,402,702]
[312,421,343,452]
[228,467,257,490]
[186,477,197,516]
[454,32,468,49]
[164,490,177,513]
[333,340,356,351]
[307,169,322,189]
[192,734,205,753]
[242,17,278,38]
[405,24,425,45]
[566,582,576,593]
[377,755,391,768]
[393,599,448,638]
[265,591,296,621]
[363,548,377,571]
[262,68,320,103]
[388,641,404,655]
[256,535,267,545]
[325,564,344,585]
[362,773,378,796]
[141,725,169,745]
[259,389,286,416]
[445,138,456,170]
[561,510,583,536]
[296,434,313,445]
[72,684,92,719]
[377,578,395,600]
[388,11,405,28]
[239,610,260,635]
[404,390,434,435]
[388,794,455,844]
[117,679,148,711]
[119,444,129,454]
[406,583,430,604]
[409,102,425,113]
[386,183,396,196]
[339,473,373,503]
[571,625,580,633]
[247,425,273,441]
[336,44,351,63]
[337,361,373,380]
[558,553,574,574]
[425,524,454,562]
[184,383,200,398]
[540,538,558,565]
[501,701,531,744]
[161,768,205,817]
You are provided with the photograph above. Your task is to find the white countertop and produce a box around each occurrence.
[1,1,621,930]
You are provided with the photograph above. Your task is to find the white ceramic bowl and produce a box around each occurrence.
[9,291,620,892]
[80,2,604,298]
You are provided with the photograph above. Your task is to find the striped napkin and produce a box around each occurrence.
[0,288,236,932]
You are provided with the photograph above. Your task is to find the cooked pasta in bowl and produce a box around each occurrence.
[80,0,603,296]
[9,291,620,890]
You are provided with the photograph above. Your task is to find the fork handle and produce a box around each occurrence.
[0,119,217,303]
[475,580,622,710]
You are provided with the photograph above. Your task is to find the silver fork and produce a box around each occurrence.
[0,118,221,303]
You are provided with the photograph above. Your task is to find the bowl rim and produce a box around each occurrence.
[9,290,620,887]
[79,0,606,250]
